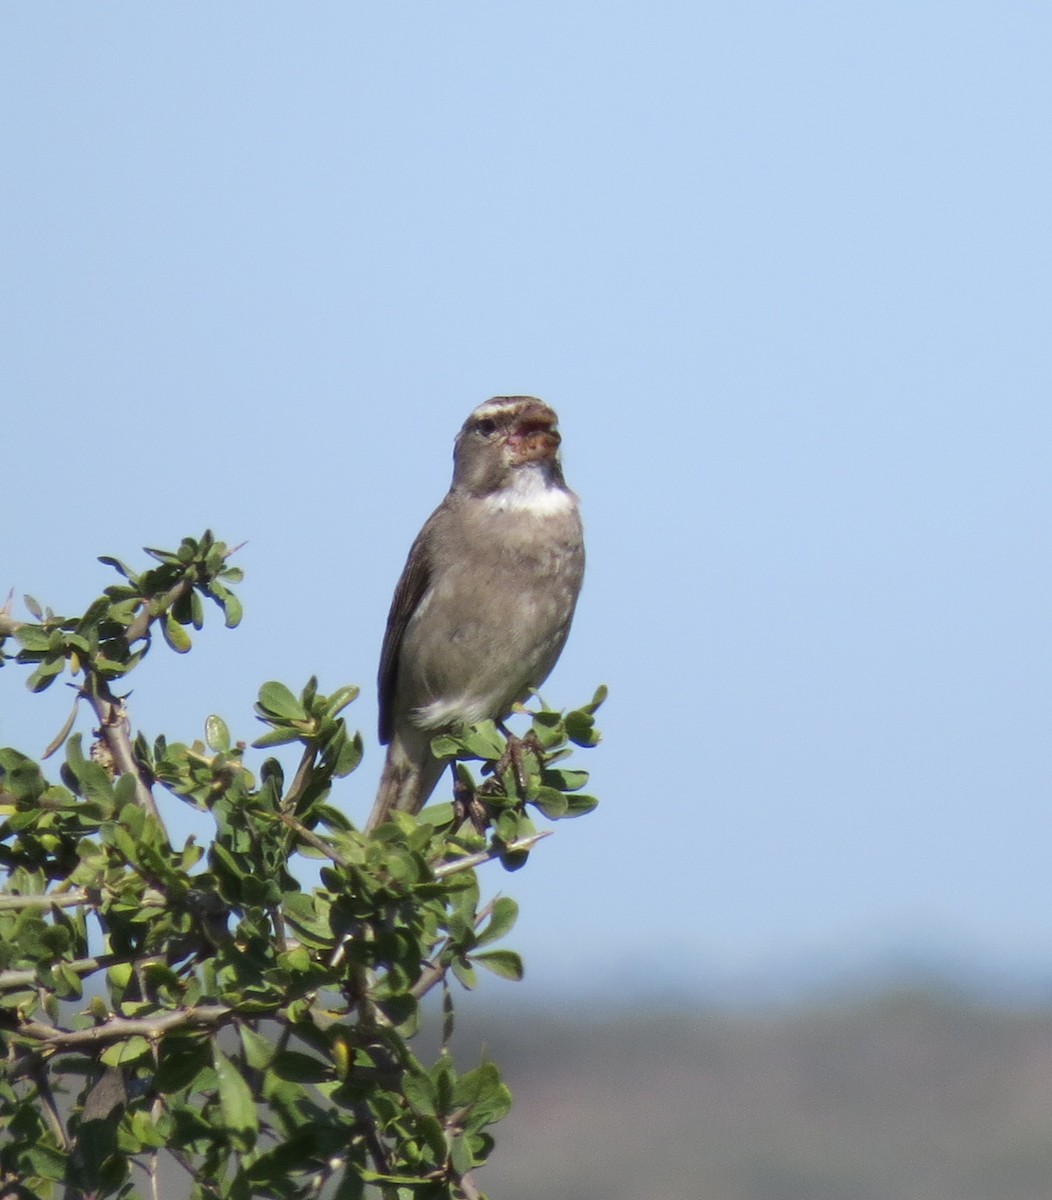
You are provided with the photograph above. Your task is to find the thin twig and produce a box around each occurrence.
[0,590,19,638]
[16,1004,232,1049]
[123,578,195,646]
[356,1100,395,1181]
[282,743,318,812]
[83,675,163,827]
[147,1077,163,1200]
[41,696,80,760]
[0,954,118,993]
[453,1167,484,1200]
[410,899,497,1002]
[121,540,242,646]
[0,886,165,914]
[278,811,351,868]
[432,831,550,878]
[30,1064,69,1150]
[0,889,92,911]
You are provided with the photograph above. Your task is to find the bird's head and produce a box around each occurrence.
[452,396,566,494]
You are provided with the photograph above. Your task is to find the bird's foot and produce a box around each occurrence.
[493,729,544,800]
[452,768,490,834]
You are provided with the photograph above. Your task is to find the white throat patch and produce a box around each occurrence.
[483,466,576,516]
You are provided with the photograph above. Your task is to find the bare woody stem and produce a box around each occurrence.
[83,673,163,827]
[123,578,195,646]
[80,578,197,829]
[97,549,240,825]
[0,887,165,912]
[0,955,115,992]
[432,831,550,878]
[0,889,93,911]
[282,743,319,812]
[16,1004,232,1049]
[409,897,497,1001]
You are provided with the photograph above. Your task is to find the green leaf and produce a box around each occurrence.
[330,729,364,777]
[431,720,504,761]
[204,714,231,753]
[13,625,51,652]
[23,1141,66,1182]
[499,846,531,872]
[97,555,137,580]
[453,1061,513,1129]
[256,681,307,721]
[451,958,478,990]
[472,950,524,981]
[460,721,505,760]
[233,1028,274,1074]
[563,793,599,817]
[221,589,243,629]
[213,1045,258,1150]
[271,1051,331,1084]
[565,709,600,747]
[476,897,518,946]
[189,587,205,629]
[326,684,360,716]
[531,787,569,819]
[541,767,589,792]
[402,1070,438,1116]
[155,1042,210,1093]
[162,612,192,653]
[26,654,65,692]
[530,709,565,740]
[95,654,134,675]
[251,727,303,749]
[53,962,84,1000]
[100,1035,152,1066]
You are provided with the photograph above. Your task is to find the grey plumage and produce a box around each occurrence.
[367,396,584,831]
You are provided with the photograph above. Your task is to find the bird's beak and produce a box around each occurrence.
[507,407,561,464]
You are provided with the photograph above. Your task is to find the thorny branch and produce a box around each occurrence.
[410,897,498,1002]
[15,1005,232,1050]
[83,674,163,825]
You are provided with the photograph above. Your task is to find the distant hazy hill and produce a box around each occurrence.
[459,989,1052,1200]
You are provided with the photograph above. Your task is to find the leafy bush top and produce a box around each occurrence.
[0,533,603,1200]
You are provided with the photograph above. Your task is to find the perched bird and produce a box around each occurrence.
[367,396,584,831]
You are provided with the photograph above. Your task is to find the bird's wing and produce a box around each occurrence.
[377,515,436,744]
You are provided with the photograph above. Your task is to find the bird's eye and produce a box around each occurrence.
[475,418,497,436]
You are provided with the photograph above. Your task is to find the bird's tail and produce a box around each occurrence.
[365,730,447,833]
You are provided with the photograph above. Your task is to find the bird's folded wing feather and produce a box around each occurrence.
[377,516,436,744]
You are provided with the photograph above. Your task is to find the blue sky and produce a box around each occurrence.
[3,3,1051,1001]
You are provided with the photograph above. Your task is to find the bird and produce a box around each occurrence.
[366,396,584,831]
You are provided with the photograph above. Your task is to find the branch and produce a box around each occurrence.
[0,591,20,639]
[16,1004,232,1049]
[0,889,92,911]
[0,886,165,913]
[410,898,497,1001]
[83,676,164,828]
[78,547,242,823]
[282,743,319,812]
[432,832,550,878]
[278,811,350,868]
[122,578,194,646]
[0,954,118,992]
[121,539,243,645]
[452,1165,484,1200]
[30,1063,68,1150]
